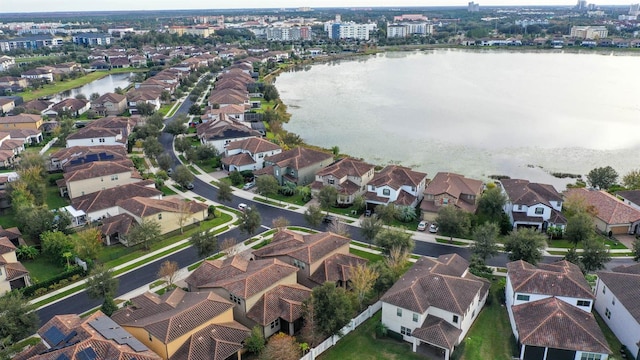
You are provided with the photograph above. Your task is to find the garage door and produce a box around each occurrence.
[610,226,629,235]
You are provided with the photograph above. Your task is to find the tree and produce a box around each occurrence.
[623,169,640,190]
[176,201,192,234]
[504,228,547,265]
[563,247,582,268]
[436,206,471,239]
[256,175,279,197]
[259,333,300,360]
[220,237,239,256]
[633,238,640,261]
[160,90,171,103]
[143,137,164,158]
[190,230,218,258]
[375,204,399,225]
[136,102,156,116]
[587,166,618,190]
[17,206,71,241]
[476,187,507,224]
[581,237,611,272]
[174,136,192,153]
[352,195,366,213]
[303,282,354,338]
[85,264,119,301]
[327,219,350,237]
[471,222,500,261]
[156,153,173,171]
[238,207,262,235]
[101,297,118,317]
[350,263,378,311]
[360,215,383,241]
[565,212,595,246]
[317,186,338,212]
[73,227,102,260]
[563,191,598,218]
[172,165,194,189]
[41,231,73,266]
[188,104,202,115]
[374,228,414,255]
[15,245,38,260]
[245,325,266,354]
[157,260,179,287]
[165,118,187,135]
[0,291,39,343]
[330,145,340,158]
[262,84,280,102]
[126,219,161,250]
[229,171,244,186]
[304,204,324,227]
[296,185,312,202]
[272,216,290,230]
[217,181,233,203]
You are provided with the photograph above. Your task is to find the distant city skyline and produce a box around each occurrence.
[1,0,631,14]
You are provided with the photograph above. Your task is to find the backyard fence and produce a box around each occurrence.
[300,301,382,360]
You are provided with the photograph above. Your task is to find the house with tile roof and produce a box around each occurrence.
[222,136,282,172]
[21,99,53,114]
[0,113,44,130]
[66,126,126,148]
[49,145,128,170]
[126,88,162,114]
[14,310,161,360]
[91,92,127,116]
[501,179,566,231]
[255,146,333,186]
[8,128,43,145]
[197,118,262,153]
[567,188,640,236]
[111,288,249,360]
[311,158,376,205]
[595,263,640,359]
[0,236,30,294]
[506,260,610,360]
[380,254,489,359]
[252,229,366,288]
[45,98,90,118]
[185,256,307,338]
[616,189,640,212]
[0,225,22,247]
[420,172,483,220]
[201,104,247,123]
[365,165,428,208]
[59,159,142,199]
[208,88,250,108]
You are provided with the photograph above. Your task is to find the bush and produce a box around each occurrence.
[21,266,87,298]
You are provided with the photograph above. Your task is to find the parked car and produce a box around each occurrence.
[323,214,337,224]
[186,182,194,190]
[238,203,248,211]
[417,220,428,231]
[365,209,372,217]
[242,182,255,190]
[429,224,439,233]
[167,168,173,176]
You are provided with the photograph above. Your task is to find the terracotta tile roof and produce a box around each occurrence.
[617,190,640,206]
[253,165,274,176]
[127,88,162,102]
[63,160,136,182]
[246,283,312,326]
[15,311,161,360]
[395,189,418,206]
[0,150,14,162]
[381,255,489,315]
[51,98,89,112]
[611,262,640,275]
[8,129,41,139]
[197,118,260,141]
[170,322,250,360]
[66,126,123,141]
[101,213,136,237]
[51,145,128,167]
[597,269,640,322]
[221,152,255,167]
[264,147,333,171]
[506,260,594,299]
[23,99,53,112]
[512,297,610,354]
[92,92,126,104]
[0,113,41,124]
[253,230,351,265]
[412,315,462,351]
[0,139,24,151]
[0,226,21,244]
[112,288,234,344]
[208,92,248,106]
[5,261,29,280]
[72,180,159,214]
[116,197,207,218]
[501,179,562,207]
[185,256,299,299]
[369,165,427,189]
[566,188,640,225]
[309,253,368,285]
[316,158,375,179]
[0,235,17,254]
[423,172,483,213]
[225,137,281,154]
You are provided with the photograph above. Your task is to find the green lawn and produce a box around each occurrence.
[458,280,516,360]
[22,257,66,283]
[594,311,626,359]
[329,204,363,218]
[45,185,69,210]
[195,159,218,173]
[0,208,19,229]
[160,186,177,196]
[349,248,384,263]
[548,235,628,250]
[319,311,425,360]
[436,238,469,246]
[265,192,310,206]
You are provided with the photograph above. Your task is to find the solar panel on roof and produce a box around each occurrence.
[77,347,97,360]
[55,354,70,360]
[88,316,150,353]
[43,326,65,347]
[85,154,99,162]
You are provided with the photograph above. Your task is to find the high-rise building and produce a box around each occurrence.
[630,3,640,16]
[468,2,480,12]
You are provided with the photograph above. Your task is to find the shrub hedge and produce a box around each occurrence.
[21,266,87,298]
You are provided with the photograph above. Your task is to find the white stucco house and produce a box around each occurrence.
[381,254,489,360]
[500,179,566,231]
[221,137,282,172]
[66,127,126,148]
[365,165,427,208]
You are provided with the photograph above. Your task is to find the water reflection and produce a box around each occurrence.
[50,73,133,102]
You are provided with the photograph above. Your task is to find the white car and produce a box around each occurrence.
[429,224,439,233]
[242,182,255,190]
[238,203,248,211]
[417,220,428,231]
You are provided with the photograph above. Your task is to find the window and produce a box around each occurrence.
[383,189,390,196]
[517,205,523,210]
[534,207,544,215]
[577,300,591,307]
[158,214,162,220]
[270,319,280,329]
[605,308,611,319]
[452,315,459,324]
[413,313,419,322]
[516,294,530,301]
[397,308,402,317]
[400,326,412,336]
[148,331,153,341]
[580,353,603,360]
[602,286,606,294]
[229,294,242,305]
[111,175,118,180]
[443,198,449,205]
[328,179,335,185]
[293,259,306,270]
[99,138,105,143]
[612,298,616,305]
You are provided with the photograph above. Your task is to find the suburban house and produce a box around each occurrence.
[365,165,428,208]
[0,224,22,247]
[14,311,161,360]
[49,145,128,171]
[127,88,162,114]
[91,92,127,116]
[501,179,566,231]
[111,288,250,360]
[506,260,610,360]
[0,56,15,72]
[0,113,43,130]
[567,188,640,236]
[311,158,376,205]
[0,98,15,114]
[252,229,367,289]
[66,126,126,148]
[0,236,31,294]
[255,147,333,186]
[45,98,90,118]
[58,159,142,199]
[380,254,489,360]
[201,104,247,123]
[197,118,262,153]
[420,172,483,220]
[616,190,640,211]
[208,88,250,108]
[21,68,54,82]
[8,128,43,145]
[21,99,53,114]
[221,136,282,172]
[185,256,308,339]
[595,263,640,359]
[0,131,26,164]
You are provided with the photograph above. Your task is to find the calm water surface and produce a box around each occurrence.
[51,72,132,102]
[277,50,640,189]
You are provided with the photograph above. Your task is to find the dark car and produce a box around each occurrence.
[323,214,337,224]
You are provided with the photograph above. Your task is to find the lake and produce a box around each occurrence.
[276,49,640,189]
[51,72,133,102]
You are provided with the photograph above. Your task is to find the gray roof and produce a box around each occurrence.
[597,269,640,323]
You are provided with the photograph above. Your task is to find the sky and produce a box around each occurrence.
[1,0,630,13]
